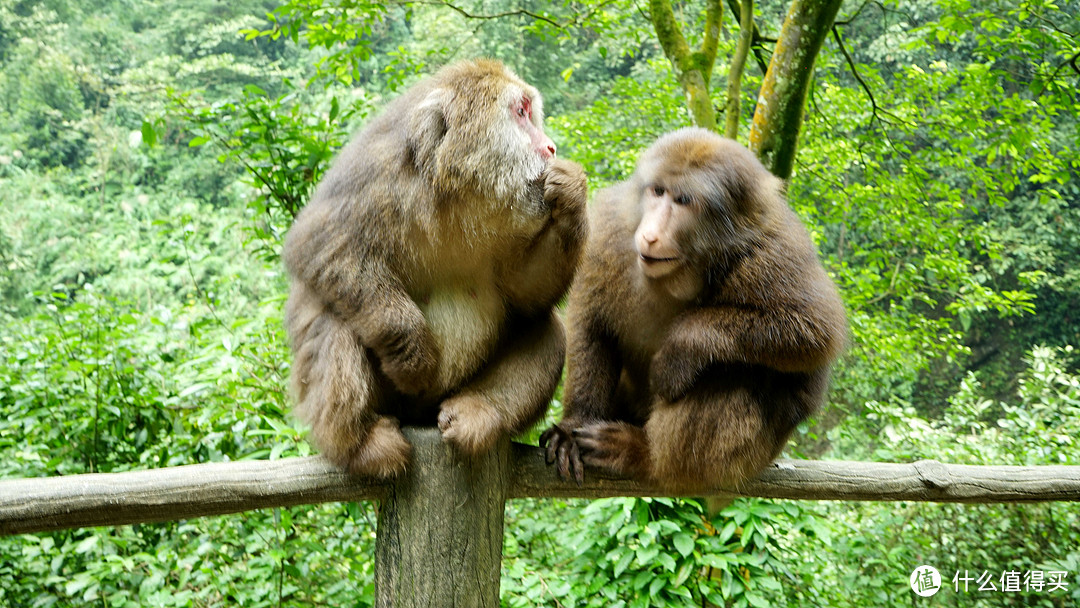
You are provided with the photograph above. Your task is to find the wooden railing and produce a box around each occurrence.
[3,428,1079,606]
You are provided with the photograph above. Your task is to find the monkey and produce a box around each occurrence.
[541,127,846,494]
[284,59,588,478]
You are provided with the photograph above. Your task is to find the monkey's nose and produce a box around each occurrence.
[547,143,557,158]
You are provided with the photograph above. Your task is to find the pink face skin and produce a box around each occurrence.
[634,183,692,279]
[513,96,556,161]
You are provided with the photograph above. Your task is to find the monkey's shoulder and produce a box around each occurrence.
[590,181,640,221]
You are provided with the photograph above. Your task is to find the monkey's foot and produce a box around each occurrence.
[346,418,412,478]
[574,421,650,481]
[437,395,503,455]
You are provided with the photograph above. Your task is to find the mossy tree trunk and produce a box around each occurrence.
[649,0,723,131]
[724,0,754,139]
[748,0,844,179]
[649,0,843,179]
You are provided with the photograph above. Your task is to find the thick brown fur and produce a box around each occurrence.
[541,128,846,494]
[285,59,588,477]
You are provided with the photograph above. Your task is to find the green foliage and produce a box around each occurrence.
[503,497,800,608]
[170,82,367,259]
[1,0,1078,606]
[786,346,1080,607]
[796,0,1079,414]
[549,59,690,186]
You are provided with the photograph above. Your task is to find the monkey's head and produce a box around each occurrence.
[407,59,556,203]
[630,128,782,287]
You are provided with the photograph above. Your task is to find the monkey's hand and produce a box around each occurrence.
[369,315,440,397]
[650,340,704,403]
[499,159,587,313]
[543,158,587,225]
[540,424,584,485]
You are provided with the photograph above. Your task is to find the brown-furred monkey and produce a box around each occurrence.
[285,59,587,477]
[542,128,846,493]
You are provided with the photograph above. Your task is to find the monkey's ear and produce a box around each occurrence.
[407,88,450,173]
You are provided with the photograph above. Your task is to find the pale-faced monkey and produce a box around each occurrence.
[285,59,588,477]
[542,128,846,493]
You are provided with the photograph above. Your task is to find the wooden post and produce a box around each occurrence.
[374,427,510,608]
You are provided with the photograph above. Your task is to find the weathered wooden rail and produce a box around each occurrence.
[3,428,1080,606]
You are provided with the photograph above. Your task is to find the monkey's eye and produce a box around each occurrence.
[652,185,666,197]
[516,97,532,119]
[674,194,692,205]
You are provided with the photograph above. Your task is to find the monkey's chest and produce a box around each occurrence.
[418,284,505,392]
[612,295,680,363]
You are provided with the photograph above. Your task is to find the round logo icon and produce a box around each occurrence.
[910,565,942,597]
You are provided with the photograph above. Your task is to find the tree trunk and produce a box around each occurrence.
[724,0,754,139]
[650,0,723,130]
[749,0,843,178]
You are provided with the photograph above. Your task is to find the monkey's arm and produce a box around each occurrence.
[541,307,621,483]
[284,212,438,394]
[498,159,588,313]
[651,297,846,402]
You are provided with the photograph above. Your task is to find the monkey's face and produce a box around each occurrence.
[630,128,776,288]
[447,81,555,204]
[509,93,556,163]
[480,82,556,201]
[633,181,694,280]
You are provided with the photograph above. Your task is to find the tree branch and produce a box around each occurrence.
[748,0,845,178]
[724,0,754,139]
[724,0,770,74]
[414,0,561,27]
[648,0,719,129]
[1036,49,1080,96]
[831,25,911,128]
[649,0,693,68]
[701,0,723,83]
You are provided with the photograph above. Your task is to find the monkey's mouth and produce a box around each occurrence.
[639,254,679,264]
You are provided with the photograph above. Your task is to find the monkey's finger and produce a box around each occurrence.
[540,427,563,465]
[539,426,555,449]
[569,440,584,486]
[571,427,601,452]
[555,441,573,481]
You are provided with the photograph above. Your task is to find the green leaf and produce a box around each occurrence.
[614,550,635,578]
[657,553,677,572]
[140,120,157,147]
[75,536,98,554]
[673,532,695,557]
[745,592,771,608]
[648,576,666,597]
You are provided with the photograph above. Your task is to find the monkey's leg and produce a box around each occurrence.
[645,388,781,494]
[289,291,411,477]
[438,311,565,455]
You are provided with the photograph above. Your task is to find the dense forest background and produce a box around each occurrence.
[1,0,1078,606]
